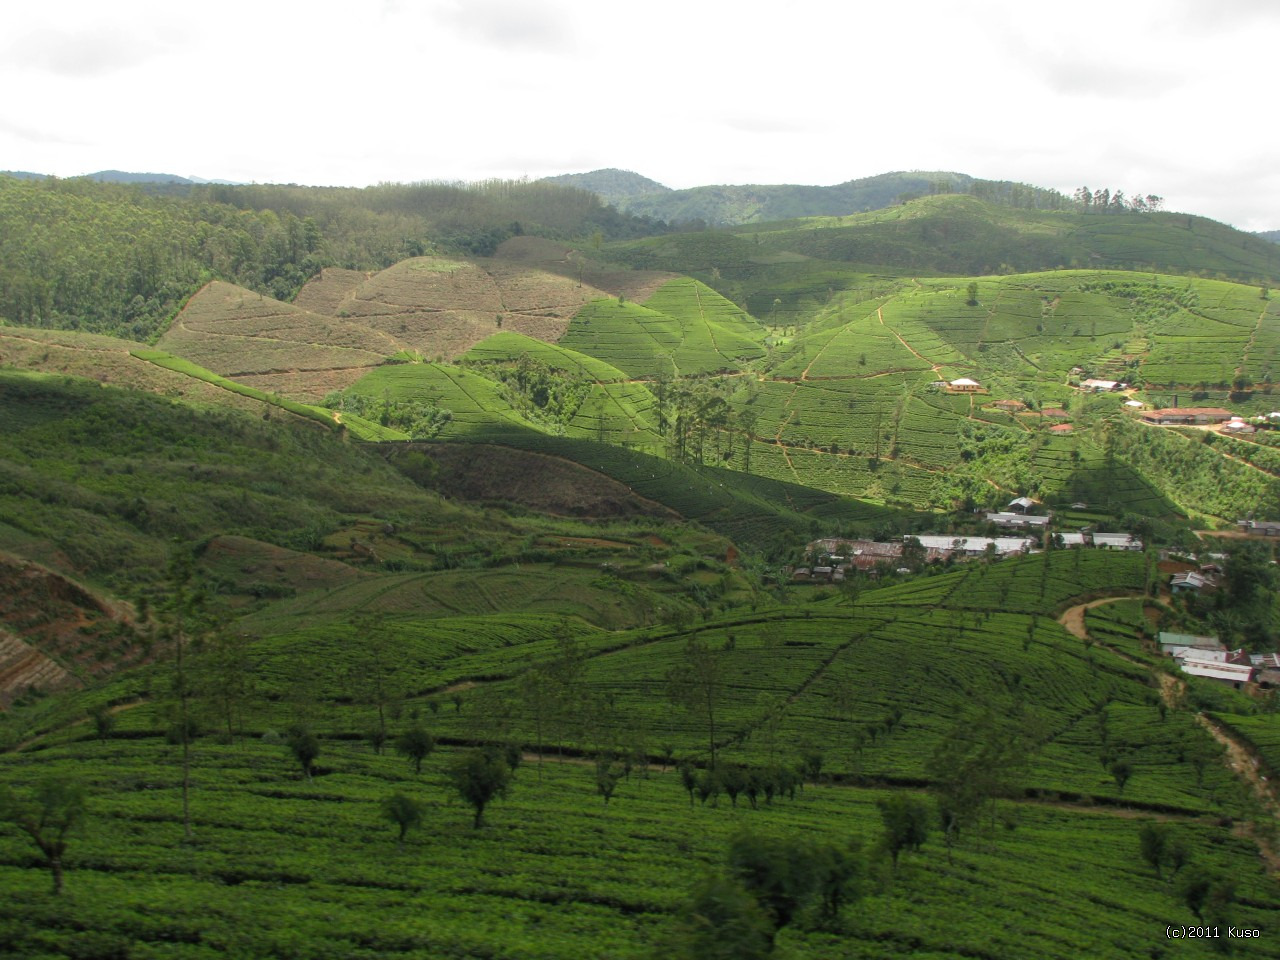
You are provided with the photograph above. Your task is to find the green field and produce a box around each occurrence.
[3,548,1277,959]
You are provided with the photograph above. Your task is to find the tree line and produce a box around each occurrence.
[0,175,668,343]
[1072,186,1165,213]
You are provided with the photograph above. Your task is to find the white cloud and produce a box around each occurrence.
[433,0,576,53]
[4,24,171,77]
[0,0,1277,228]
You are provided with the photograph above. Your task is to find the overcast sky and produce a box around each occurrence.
[4,0,1278,229]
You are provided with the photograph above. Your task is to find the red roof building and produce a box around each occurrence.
[1142,407,1233,425]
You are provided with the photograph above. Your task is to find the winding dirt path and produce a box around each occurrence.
[1056,594,1141,642]
[1060,594,1280,876]
[877,306,944,373]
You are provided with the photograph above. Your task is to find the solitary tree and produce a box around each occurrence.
[877,794,930,868]
[348,615,401,755]
[380,792,424,848]
[0,779,87,895]
[159,555,211,841]
[596,755,623,805]
[395,726,436,775]
[661,874,774,960]
[811,838,868,930]
[89,705,116,743]
[1138,822,1168,879]
[727,831,817,945]
[449,749,512,828]
[928,708,1040,848]
[1110,758,1133,795]
[199,630,255,744]
[667,638,726,764]
[287,726,321,780]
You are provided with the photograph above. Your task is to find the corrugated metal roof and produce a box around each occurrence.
[1180,660,1254,682]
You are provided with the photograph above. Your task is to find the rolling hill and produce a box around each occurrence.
[3,170,1280,960]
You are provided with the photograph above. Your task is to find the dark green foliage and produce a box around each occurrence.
[678,761,698,806]
[89,706,115,742]
[1110,758,1134,794]
[1138,822,1168,878]
[380,793,424,848]
[0,778,87,895]
[877,794,930,867]
[1177,866,1235,923]
[394,727,435,775]
[0,175,657,342]
[287,726,321,780]
[596,756,623,805]
[726,831,818,938]
[928,708,1039,843]
[449,748,512,828]
[666,638,725,763]
[661,874,774,960]
[799,748,825,784]
[810,839,868,929]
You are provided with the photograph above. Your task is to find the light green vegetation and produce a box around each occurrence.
[130,350,339,428]
[1,740,1273,960]
[560,278,766,378]
[3,548,1277,959]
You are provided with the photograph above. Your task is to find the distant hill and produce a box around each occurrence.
[0,169,240,185]
[605,194,1280,305]
[86,170,198,185]
[623,171,984,225]
[1258,230,1280,244]
[540,168,670,207]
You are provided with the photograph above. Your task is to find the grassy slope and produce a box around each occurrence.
[2,550,1276,959]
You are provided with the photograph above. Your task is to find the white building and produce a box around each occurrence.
[1091,532,1143,550]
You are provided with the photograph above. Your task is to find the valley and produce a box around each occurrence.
[1,172,1279,959]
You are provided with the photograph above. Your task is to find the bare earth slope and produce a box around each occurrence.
[0,554,141,706]
[423,443,680,519]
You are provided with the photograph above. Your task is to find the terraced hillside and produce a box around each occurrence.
[4,550,1277,960]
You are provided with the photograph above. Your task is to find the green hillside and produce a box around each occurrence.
[3,550,1277,959]
[583,170,1075,226]
[607,195,1280,302]
[560,278,766,378]
[5,171,1280,960]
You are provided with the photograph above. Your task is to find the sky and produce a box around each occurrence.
[3,0,1279,230]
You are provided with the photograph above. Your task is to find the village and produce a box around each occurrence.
[795,495,1144,581]
[1157,631,1280,689]
[795,485,1280,694]
[932,372,1280,439]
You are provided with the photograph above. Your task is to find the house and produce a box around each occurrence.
[914,535,1034,557]
[1221,417,1256,435]
[1124,400,1145,409]
[986,512,1051,529]
[1178,657,1255,687]
[1141,407,1233,426]
[948,377,983,393]
[1170,571,1213,593]
[1049,423,1075,434]
[1250,653,1280,669]
[1080,378,1124,392]
[1091,532,1143,550]
[1056,532,1088,547]
[1007,496,1037,513]
[1236,520,1280,537]
[1158,632,1223,658]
